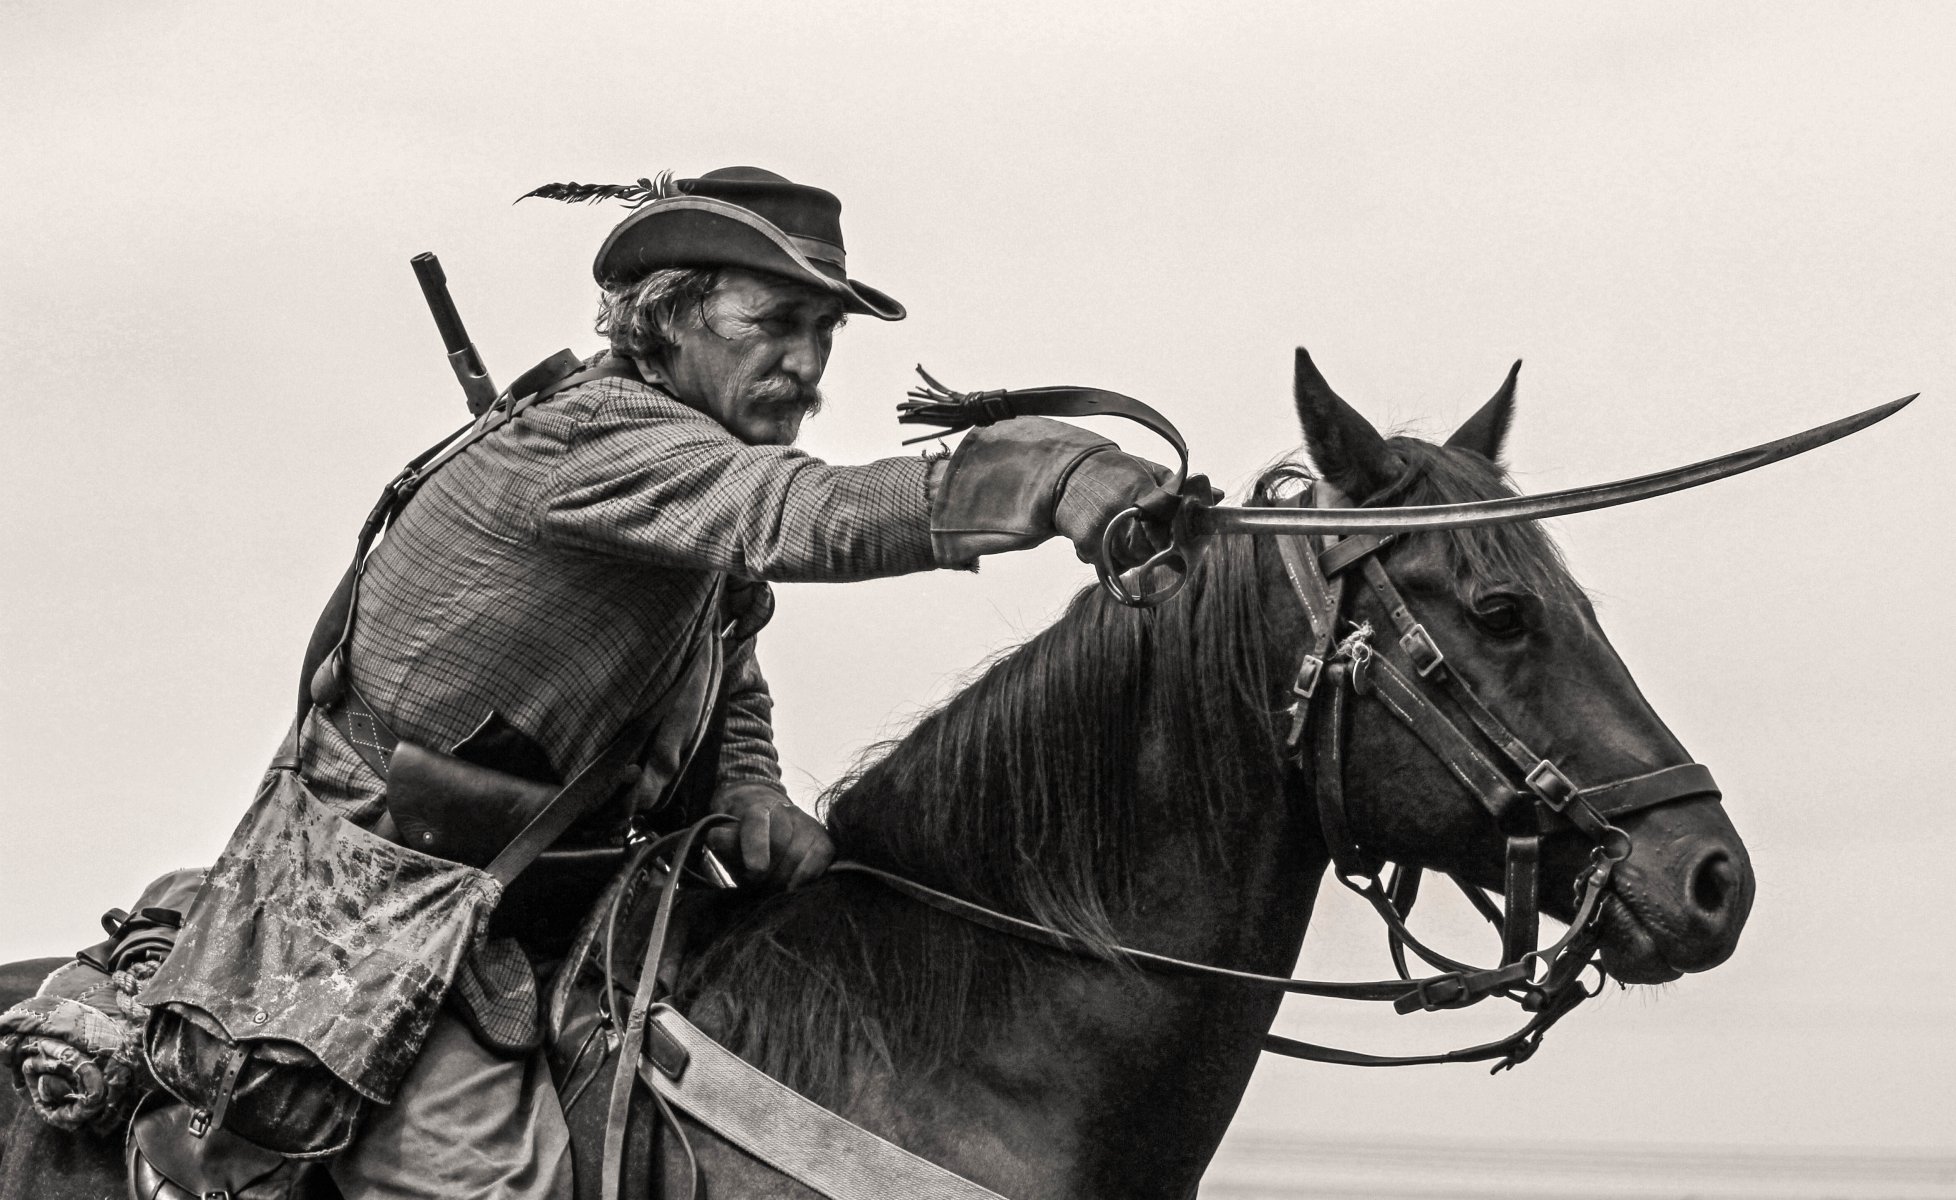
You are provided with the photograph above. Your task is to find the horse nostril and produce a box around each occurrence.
[1691,851,1736,914]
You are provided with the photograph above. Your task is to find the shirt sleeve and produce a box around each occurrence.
[715,636,784,791]
[538,385,942,582]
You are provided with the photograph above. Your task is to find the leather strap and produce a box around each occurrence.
[1580,763,1721,818]
[600,817,732,1200]
[295,354,638,731]
[898,368,1190,490]
[831,862,1423,1004]
[1500,835,1541,967]
[643,1005,1014,1200]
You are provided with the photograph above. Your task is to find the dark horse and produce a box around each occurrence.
[3,353,1754,1199]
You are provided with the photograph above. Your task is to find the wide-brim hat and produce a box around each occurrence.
[593,167,905,321]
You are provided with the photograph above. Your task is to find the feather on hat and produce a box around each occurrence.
[520,167,904,321]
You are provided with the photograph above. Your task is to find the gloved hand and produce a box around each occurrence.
[1052,447,1175,568]
[707,783,834,890]
[930,416,1173,568]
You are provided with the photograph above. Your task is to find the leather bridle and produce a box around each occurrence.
[1252,473,1722,1067]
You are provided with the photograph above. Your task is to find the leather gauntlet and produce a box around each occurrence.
[930,417,1166,567]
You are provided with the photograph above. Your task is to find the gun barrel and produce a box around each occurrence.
[411,252,498,416]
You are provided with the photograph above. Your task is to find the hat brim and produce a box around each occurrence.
[595,197,906,321]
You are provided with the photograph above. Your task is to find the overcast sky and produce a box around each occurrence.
[4,0,1952,1178]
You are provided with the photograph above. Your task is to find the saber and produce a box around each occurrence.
[1189,394,1915,537]
[900,368,1916,539]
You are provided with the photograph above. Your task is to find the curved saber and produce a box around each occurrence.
[1190,395,1917,537]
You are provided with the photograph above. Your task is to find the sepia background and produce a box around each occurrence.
[4,3,1952,1196]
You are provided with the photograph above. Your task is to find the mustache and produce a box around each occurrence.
[749,377,824,415]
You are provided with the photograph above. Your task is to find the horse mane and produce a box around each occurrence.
[673,435,1575,1104]
[674,531,1287,1104]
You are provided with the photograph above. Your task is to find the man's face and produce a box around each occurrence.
[658,267,845,446]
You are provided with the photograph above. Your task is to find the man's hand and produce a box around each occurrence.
[707,783,834,890]
[1052,448,1175,569]
[928,416,1176,569]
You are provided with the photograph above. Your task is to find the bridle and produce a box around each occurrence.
[1253,472,1723,1067]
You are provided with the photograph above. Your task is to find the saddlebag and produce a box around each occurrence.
[140,764,502,1158]
[127,1093,321,1199]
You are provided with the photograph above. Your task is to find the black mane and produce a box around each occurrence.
[1373,436,1583,606]
[676,533,1286,1103]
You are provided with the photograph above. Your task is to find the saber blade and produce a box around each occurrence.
[1192,395,1916,537]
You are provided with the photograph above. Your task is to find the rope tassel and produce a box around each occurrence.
[897,366,1019,443]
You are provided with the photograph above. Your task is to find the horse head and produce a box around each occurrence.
[1286,347,1754,986]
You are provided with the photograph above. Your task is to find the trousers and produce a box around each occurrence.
[328,1010,573,1200]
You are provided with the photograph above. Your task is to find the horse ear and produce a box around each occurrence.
[1294,347,1394,499]
[1445,360,1521,463]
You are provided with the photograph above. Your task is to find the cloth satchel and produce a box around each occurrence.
[139,357,723,1159]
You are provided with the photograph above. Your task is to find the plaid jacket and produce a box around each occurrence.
[289,361,943,1046]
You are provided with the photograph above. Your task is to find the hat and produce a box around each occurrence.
[577,167,905,321]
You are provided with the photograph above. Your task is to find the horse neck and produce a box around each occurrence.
[830,547,1322,966]
[820,556,1333,1196]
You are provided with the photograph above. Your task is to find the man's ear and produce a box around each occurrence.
[1294,347,1396,500]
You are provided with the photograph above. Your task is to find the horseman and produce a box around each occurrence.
[238,166,1171,1198]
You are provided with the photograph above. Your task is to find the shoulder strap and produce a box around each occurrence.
[295,353,642,726]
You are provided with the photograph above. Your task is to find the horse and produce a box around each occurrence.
[2,350,1755,1199]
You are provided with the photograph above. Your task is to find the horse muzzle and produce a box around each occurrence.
[1593,795,1755,983]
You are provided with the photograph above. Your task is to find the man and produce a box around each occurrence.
[294,166,1171,1197]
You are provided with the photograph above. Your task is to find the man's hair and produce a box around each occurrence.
[596,267,723,363]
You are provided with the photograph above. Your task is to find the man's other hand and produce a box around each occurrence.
[707,783,834,890]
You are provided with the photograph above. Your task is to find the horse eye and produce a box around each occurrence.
[1472,596,1529,639]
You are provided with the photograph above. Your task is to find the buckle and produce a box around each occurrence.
[1525,760,1579,810]
[1400,624,1444,676]
[1396,973,1468,1014]
[1291,653,1324,701]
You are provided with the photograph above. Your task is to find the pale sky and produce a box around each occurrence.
[4,0,1952,1179]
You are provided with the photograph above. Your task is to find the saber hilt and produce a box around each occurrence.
[411,252,498,416]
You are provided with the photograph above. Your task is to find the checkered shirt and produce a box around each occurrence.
[287,363,942,1047]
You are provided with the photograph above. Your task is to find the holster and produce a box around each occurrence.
[384,743,565,868]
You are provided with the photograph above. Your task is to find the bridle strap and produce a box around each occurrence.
[1582,763,1720,819]
[1501,835,1541,967]
[830,862,1436,1004]
[1261,975,1591,1070]
[1311,663,1377,876]
[1346,646,1526,825]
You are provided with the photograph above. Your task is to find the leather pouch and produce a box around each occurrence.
[386,742,559,867]
[141,766,501,1157]
[128,1095,317,1199]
